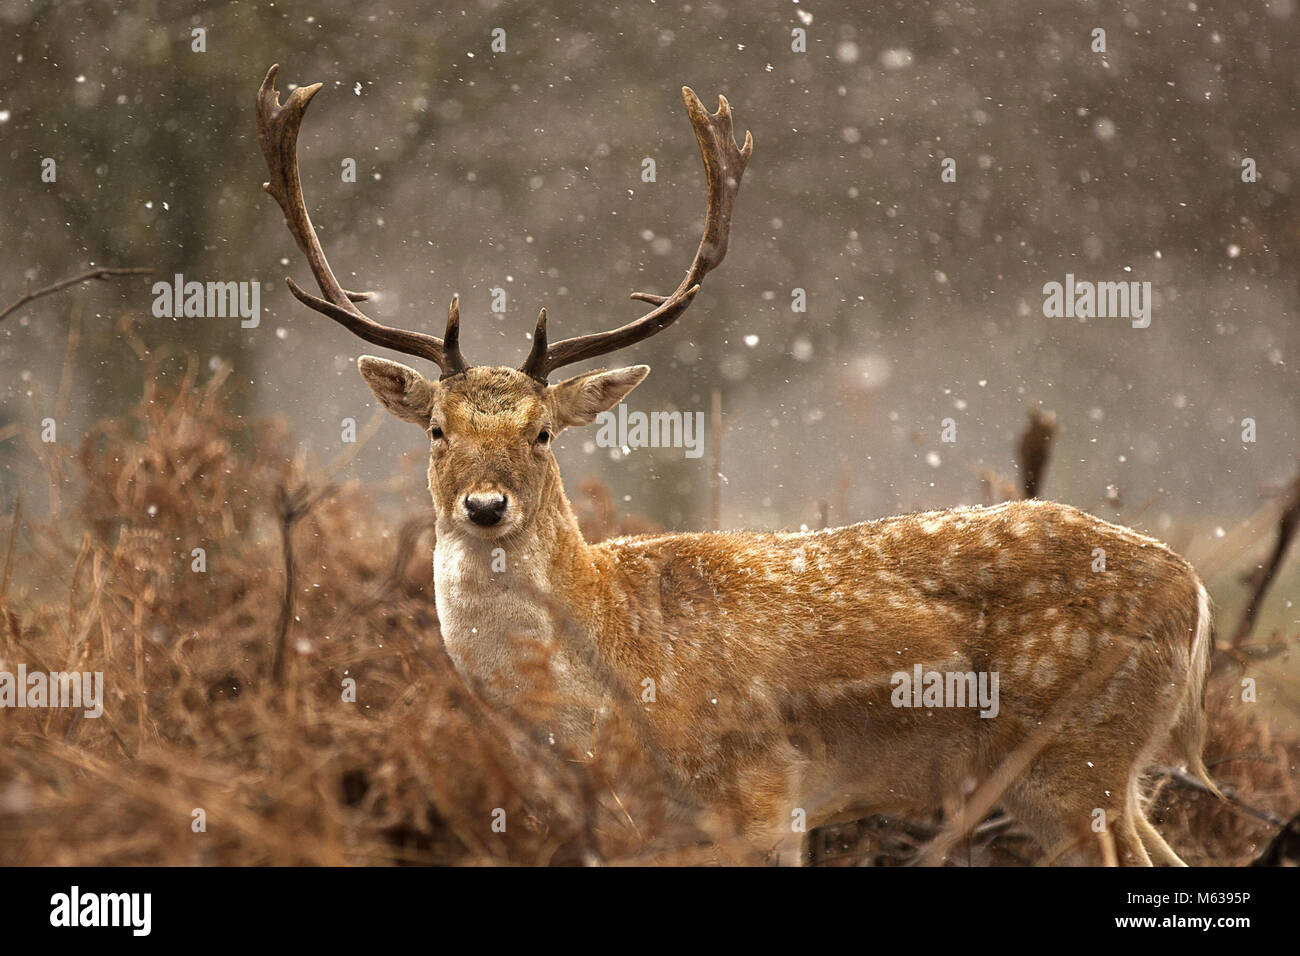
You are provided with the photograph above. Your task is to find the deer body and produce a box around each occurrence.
[257,66,1218,864]
[436,461,1214,863]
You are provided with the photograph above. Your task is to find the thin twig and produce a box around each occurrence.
[1150,765,1286,828]
[710,389,722,531]
[271,482,335,685]
[0,491,21,621]
[0,267,153,323]
[1229,466,1300,648]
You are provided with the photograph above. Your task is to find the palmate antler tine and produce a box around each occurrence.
[663,88,754,294]
[522,87,752,381]
[257,65,467,377]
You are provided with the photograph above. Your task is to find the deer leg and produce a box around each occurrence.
[1135,807,1189,866]
[1003,751,1157,865]
[1116,796,1154,866]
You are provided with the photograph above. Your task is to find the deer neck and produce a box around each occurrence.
[433,463,608,735]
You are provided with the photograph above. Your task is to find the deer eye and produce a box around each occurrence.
[535,428,551,445]
[430,425,445,440]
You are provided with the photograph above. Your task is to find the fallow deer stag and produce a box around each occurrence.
[257,65,1219,865]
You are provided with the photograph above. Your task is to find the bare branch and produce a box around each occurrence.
[1229,466,1300,648]
[0,267,152,324]
[1151,765,1285,828]
[271,481,336,686]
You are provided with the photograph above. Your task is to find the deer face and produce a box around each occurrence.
[359,357,647,539]
[259,67,747,532]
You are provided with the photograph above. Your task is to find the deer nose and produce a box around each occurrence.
[464,492,508,526]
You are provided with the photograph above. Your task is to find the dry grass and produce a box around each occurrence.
[0,361,690,865]
[0,361,1295,865]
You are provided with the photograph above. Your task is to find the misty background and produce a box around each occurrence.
[1,0,1296,589]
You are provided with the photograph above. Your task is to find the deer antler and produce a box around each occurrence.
[256,64,469,377]
[521,87,753,381]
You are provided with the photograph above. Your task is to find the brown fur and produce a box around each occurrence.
[360,360,1217,865]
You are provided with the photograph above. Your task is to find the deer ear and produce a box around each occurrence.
[548,366,650,429]
[358,356,438,426]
